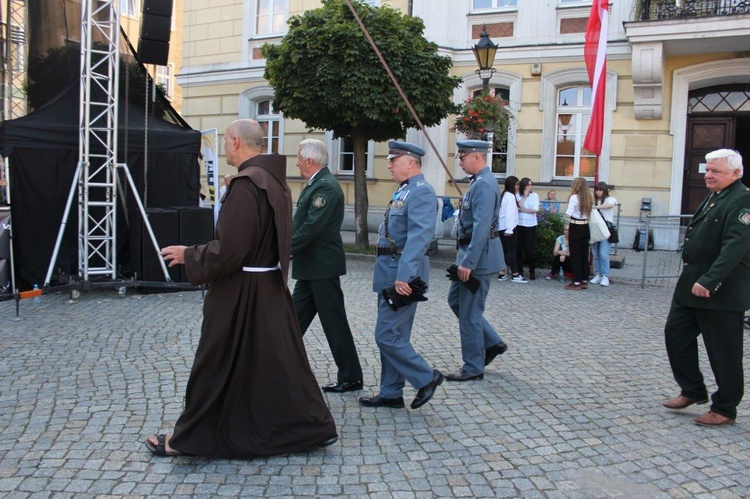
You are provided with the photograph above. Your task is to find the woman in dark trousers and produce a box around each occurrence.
[515,177,540,280]
[563,177,593,290]
[498,176,524,282]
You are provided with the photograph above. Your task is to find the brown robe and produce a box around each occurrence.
[169,153,337,459]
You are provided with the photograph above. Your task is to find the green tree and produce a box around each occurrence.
[263,0,461,248]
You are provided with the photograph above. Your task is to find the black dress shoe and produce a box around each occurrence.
[411,370,444,409]
[322,380,363,393]
[445,369,484,382]
[359,395,405,408]
[484,341,508,366]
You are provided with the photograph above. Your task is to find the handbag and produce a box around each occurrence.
[588,208,610,244]
[605,220,619,243]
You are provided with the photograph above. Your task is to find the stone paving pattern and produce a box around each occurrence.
[1,248,748,498]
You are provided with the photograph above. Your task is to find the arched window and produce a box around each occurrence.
[554,85,597,179]
[240,87,284,154]
[255,100,280,153]
[473,86,511,176]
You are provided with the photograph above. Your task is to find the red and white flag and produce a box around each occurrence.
[584,0,609,156]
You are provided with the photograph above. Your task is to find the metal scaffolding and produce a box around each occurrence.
[78,0,120,280]
[2,0,27,122]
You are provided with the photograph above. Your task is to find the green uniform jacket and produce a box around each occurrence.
[674,179,750,311]
[291,167,347,281]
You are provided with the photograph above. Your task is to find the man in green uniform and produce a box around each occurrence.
[663,149,750,426]
[292,139,364,393]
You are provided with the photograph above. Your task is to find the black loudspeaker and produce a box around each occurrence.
[140,13,171,41]
[137,39,169,66]
[130,208,180,292]
[174,207,214,283]
[137,0,172,65]
[142,0,173,17]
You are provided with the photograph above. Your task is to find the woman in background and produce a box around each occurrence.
[515,178,540,280]
[564,177,593,290]
[590,181,617,287]
[497,176,523,282]
[541,189,559,213]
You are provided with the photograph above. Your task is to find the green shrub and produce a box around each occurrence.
[534,212,567,269]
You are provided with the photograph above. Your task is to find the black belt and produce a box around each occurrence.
[456,230,500,248]
[376,247,402,257]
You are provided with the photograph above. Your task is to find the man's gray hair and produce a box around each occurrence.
[298,139,329,168]
[706,149,743,176]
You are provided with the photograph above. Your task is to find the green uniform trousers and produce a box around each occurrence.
[664,301,744,420]
[293,277,363,384]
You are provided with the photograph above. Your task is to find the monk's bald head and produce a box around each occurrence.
[227,119,264,151]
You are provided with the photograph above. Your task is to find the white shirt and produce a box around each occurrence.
[517,192,540,227]
[498,191,519,234]
[565,194,588,219]
[595,196,617,223]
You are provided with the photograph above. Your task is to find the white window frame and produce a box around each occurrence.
[254,0,289,37]
[458,69,522,179]
[239,87,284,154]
[539,68,617,183]
[121,0,139,17]
[472,0,518,9]
[325,132,375,178]
[553,85,597,180]
[154,63,174,100]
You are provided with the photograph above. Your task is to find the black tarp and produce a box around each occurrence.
[1,83,201,290]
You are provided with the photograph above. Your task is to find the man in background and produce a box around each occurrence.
[663,149,750,426]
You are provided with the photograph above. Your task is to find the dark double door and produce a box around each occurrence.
[683,115,750,215]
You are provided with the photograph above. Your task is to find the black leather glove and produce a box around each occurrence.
[381,277,429,311]
[445,264,480,294]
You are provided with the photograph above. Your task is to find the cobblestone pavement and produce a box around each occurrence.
[1,252,749,498]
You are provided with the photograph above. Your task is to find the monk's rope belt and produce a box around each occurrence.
[242,262,281,272]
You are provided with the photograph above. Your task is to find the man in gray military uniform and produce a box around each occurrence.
[663,149,750,426]
[359,140,444,410]
[446,140,508,382]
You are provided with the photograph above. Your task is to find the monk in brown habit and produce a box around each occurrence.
[146,119,338,458]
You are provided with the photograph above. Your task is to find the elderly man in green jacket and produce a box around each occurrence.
[291,139,364,393]
[663,149,750,426]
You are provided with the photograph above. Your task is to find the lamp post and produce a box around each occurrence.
[472,25,498,92]
[472,25,498,167]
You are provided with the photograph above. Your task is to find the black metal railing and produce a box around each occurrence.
[639,0,750,21]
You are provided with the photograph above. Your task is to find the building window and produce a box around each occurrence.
[154,63,174,100]
[362,0,379,5]
[327,133,374,177]
[121,0,138,17]
[256,100,281,153]
[472,0,517,8]
[472,87,511,177]
[256,0,288,36]
[554,85,597,179]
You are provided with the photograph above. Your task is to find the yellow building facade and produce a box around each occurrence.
[178,0,750,246]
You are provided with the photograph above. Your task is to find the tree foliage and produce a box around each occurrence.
[263,0,461,246]
[263,0,460,141]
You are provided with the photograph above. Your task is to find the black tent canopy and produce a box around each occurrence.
[1,83,201,290]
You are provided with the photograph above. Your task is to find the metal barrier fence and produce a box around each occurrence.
[640,214,692,288]
[437,198,622,257]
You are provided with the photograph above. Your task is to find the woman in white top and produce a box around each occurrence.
[515,177,540,280]
[590,181,617,287]
[564,177,594,290]
[497,176,523,282]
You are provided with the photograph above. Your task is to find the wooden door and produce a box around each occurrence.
[682,116,734,215]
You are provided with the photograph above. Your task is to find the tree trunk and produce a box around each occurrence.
[352,131,370,249]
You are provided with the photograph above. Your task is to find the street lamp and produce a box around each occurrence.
[472,25,498,92]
